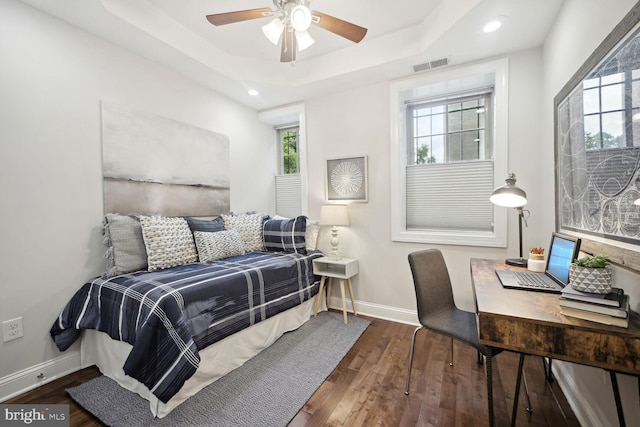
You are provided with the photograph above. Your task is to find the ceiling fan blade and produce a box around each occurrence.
[280,28,297,63]
[311,10,367,43]
[206,8,272,26]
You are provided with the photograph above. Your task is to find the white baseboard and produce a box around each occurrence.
[327,295,419,326]
[552,361,614,427]
[0,351,81,403]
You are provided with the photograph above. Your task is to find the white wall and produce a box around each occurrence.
[542,1,640,426]
[306,47,546,319]
[0,0,275,395]
[3,0,640,423]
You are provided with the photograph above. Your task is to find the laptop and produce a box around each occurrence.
[495,232,581,293]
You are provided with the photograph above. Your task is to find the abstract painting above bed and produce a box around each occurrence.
[50,250,322,403]
[101,102,231,217]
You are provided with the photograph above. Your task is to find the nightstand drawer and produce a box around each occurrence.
[313,257,358,279]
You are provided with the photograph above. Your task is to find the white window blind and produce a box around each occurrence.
[275,173,302,218]
[406,160,494,231]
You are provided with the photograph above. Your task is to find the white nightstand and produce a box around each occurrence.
[313,256,359,324]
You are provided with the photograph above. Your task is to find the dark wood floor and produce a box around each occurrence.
[7,314,580,426]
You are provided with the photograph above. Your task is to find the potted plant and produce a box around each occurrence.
[568,254,612,294]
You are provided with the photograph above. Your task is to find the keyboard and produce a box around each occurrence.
[514,272,555,289]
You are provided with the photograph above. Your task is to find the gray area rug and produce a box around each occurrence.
[67,311,370,426]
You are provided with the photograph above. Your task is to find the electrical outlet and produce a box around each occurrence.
[2,317,24,342]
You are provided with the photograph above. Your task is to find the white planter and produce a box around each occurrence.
[568,264,612,294]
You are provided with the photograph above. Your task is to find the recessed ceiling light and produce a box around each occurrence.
[248,89,259,96]
[483,20,502,33]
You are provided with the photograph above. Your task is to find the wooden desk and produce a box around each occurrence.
[471,258,640,426]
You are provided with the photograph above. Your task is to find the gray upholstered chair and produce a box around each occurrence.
[404,249,531,419]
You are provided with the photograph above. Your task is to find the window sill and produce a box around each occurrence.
[392,229,506,248]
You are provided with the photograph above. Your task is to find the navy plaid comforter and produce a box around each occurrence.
[50,251,322,403]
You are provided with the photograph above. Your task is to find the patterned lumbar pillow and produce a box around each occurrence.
[194,230,245,262]
[102,213,148,277]
[221,213,266,252]
[263,216,307,254]
[139,215,198,271]
[305,219,320,251]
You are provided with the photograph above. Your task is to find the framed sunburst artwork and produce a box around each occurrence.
[326,156,368,202]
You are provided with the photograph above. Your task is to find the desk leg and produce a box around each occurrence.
[327,278,333,309]
[347,278,357,316]
[486,348,495,427]
[511,353,526,427]
[543,357,554,383]
[609,370,626,427]
[314,276,327,316]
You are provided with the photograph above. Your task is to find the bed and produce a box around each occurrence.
[50,213,323,417]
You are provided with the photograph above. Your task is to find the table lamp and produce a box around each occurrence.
[320,204,349,260]
[490,173,529,267]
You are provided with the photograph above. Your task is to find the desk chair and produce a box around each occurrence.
[405,249,532,420]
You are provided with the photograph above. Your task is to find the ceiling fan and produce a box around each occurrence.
[206,0,368,63]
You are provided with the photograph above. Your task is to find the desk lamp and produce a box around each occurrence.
[320,204,349,260]
[490,173,529,267]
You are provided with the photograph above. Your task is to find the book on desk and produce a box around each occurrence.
[560,285,630,328]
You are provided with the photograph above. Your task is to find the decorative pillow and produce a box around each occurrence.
[263,216,307,254]
[102,213,148,277]
[194,230,245,262]
[139,215,198,271]
[221,213,266,252]
[185,216,225,233]
[305,219,320,251]
[272,215,320,251]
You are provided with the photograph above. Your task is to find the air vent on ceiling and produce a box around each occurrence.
[412,57,449,73]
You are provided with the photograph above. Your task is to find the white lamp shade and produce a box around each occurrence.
[290,5,312,31]
[490,174,527,208]
[295,30,315,51]
[262,18,284,45]
[320,204,349,226]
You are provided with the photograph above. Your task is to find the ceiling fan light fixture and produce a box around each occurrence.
[262,18,285,45]
[290,5,312,32]
[295,30,315,51]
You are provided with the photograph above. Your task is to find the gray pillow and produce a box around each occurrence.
[102,213,148,277]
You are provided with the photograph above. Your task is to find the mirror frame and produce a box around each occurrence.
[554,3,640,271]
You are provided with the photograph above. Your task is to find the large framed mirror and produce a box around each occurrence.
[554,3,640,270]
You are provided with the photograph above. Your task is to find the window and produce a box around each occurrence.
[279,126,300,174]
[258,104,307,218]
[407,93,491,165]
[583,72,627,149]
[390,59,509,247]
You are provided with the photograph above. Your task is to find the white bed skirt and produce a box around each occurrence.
[81,296,321,418]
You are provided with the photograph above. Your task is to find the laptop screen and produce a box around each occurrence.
[545,233,581,285]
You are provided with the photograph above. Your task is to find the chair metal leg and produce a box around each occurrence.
[405,326,423,395]
[449,337,454,366]
[523,370,532,413]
